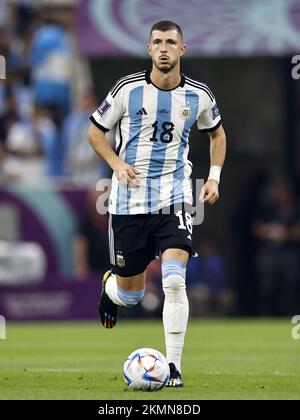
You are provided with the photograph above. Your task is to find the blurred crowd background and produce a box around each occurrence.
[0,0,300,321]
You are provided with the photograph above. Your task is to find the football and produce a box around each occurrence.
[123,348,170,391]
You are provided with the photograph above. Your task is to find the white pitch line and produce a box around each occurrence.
[206,371,297,377]
[26,368,85,373]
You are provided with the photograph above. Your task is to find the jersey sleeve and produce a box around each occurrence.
[197,93,222,133]
[90,89,123,132]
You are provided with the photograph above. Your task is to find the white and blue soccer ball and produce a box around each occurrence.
[123,348,170,391]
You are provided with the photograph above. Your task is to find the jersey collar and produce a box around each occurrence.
[145,69,185,91]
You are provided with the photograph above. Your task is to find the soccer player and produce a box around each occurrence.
[88,20,226,387]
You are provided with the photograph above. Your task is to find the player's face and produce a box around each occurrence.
[148,30,186,74]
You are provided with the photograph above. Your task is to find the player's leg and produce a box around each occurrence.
[99,213,153,328]
[99,271,146,328]
[155,203,194,386]
[161,248,189,387]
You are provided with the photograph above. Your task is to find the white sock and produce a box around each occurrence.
[105,274,127,307]
[162,274,189,373]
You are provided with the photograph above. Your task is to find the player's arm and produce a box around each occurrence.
[88,123,139,187]
[200,124,226,205]
[197,90,226,205]
[88,88,139,187]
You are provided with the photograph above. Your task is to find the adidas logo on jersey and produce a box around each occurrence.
[136,107,147,115]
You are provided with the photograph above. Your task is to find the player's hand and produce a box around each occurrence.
[112,158,140,188]
[199,180,219,205]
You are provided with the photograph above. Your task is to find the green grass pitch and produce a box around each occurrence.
[0,319,299,400]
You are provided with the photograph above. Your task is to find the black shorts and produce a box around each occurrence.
[108,203,194,277]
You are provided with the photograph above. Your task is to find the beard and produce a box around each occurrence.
[153,58,177,74]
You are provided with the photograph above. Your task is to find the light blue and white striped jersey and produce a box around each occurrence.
[90,70,221,215]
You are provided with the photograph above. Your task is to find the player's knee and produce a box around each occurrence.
[162,259,186,294]
[117,286,145,307]
[162,260,188,335]
[163,275,186,294]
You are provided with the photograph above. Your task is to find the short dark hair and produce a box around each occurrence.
[149,20,183,41]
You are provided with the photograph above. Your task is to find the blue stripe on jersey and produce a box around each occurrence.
[147,90,172,212]
[116,86,144,214]
[171,90,199,204]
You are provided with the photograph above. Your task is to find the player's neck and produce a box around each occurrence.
[150,67,181,90]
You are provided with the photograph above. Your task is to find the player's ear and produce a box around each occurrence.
[147,42,152,56]
[180,43,187,56]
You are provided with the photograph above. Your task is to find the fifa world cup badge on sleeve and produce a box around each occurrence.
[97,99,111,116]
[212,104,220,119]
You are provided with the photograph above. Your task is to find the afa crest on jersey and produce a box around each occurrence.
[179,107,191,120]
